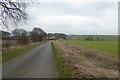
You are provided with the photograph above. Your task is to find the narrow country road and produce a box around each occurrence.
[3,41,57,78]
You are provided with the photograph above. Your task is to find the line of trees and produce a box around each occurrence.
[84,35,104,41]
[47,33,67,40]
[2,27,47,49]
[12,28,47,45]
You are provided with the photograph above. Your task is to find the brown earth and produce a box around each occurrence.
[53,41,118,78]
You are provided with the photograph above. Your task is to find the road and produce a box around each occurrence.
[2,41,57,78]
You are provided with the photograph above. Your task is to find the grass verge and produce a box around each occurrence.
[52,42,73,78]
[2,42,44,63]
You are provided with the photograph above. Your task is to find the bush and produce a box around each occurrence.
[18,34,29,45]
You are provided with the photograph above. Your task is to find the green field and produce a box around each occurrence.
[63,40,118,55]
[69,35,118,41]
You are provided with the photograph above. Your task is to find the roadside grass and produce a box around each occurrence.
[2,42,44,63]
[52,42,73,78]
[62,40,118,55]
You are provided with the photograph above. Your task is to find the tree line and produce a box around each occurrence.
[2,27,47,49]
[12,28,47,45]
[84,35,104,41]
[2,27,68,49]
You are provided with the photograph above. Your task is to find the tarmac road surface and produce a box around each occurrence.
[2,41,57,78]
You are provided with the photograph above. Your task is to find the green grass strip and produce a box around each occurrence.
[52,42,73,78]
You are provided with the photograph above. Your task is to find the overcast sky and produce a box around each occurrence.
[2,0,119,35]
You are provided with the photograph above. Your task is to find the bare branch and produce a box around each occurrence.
[0,0,28,28]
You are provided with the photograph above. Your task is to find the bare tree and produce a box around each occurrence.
[12,28,29,45]
[0,0,34,28]
[30,28,46,42]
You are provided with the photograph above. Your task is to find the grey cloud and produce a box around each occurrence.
[17,1,118,35]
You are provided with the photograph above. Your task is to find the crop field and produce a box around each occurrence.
[62,40,118,55]
[55,41,118,78]
[69,35,118,41]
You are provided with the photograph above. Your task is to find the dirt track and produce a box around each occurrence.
[54,41,118,78]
